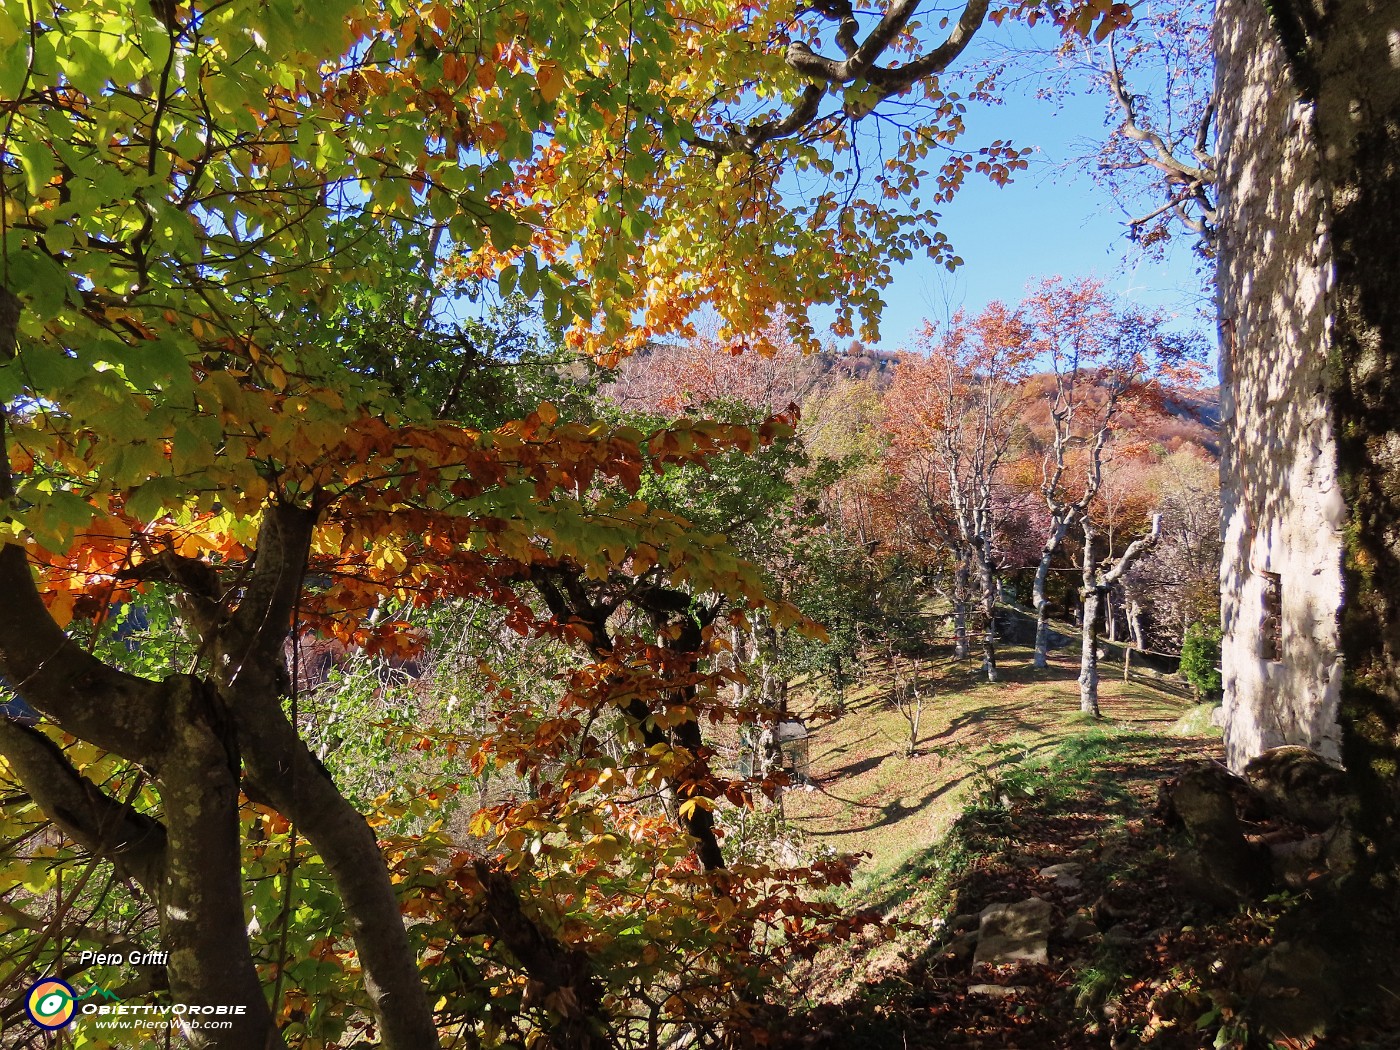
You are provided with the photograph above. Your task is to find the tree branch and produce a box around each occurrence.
[469,862,607,1050]
[1099,512,1163,589]
[702,0,990,153]
[0,720,167,891]
[211,502,444,1050]
[1,292,170,767]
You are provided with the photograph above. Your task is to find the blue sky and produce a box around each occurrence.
[824,36,1214,354]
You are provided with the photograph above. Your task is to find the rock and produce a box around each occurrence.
[1324,824,1359,878]
[1038,862,1083,890]
[948,913,980,933]
[973,897,1052,970]
[1245,746,1356,830]
[1162,763,1267,902]
[1103,924,1137,947]
[968,984,1030,999]
[1266,833,1328,888]
[1156,760,1266,827]
[1061,911,1100,941]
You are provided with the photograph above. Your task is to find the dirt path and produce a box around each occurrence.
[772,728,1240,1048]
[758,650,1398,1048]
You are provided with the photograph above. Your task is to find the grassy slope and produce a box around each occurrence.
[783,643,1204,881]
[765,643,1399,1048]
[762,641,1253,1046]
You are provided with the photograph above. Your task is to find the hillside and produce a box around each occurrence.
[782,646,1200,876]
[755,646,1399,1048]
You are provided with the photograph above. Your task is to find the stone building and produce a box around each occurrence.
[1215,0,1347,770]
[1216,0,1400,816]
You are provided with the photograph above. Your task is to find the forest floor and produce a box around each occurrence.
[763,645,1400,1049]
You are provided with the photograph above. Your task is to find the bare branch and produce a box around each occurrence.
[702,0,990,154]
[0,720,166,891]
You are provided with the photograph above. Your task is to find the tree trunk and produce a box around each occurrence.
[1305,0,1400,833]
[1079,516,1161,717]
[832,650,846,714]
[980,550,999,683]
[1079,527,1102,716]
[1080,592,1102,716]
[159,678,284,1049]
[470,864,606,1050]
[953,557,971,659]
[1032,552,1053,670]
[1032,519,1071,669]
[1127,597,1146,651]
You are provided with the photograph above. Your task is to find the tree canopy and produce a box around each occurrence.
[0,0,1149,1047]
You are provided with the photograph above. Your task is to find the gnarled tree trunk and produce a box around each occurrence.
[1079,515,1161,716]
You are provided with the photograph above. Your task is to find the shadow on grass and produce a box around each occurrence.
[807,772,976,838]
[852,727,1198,920]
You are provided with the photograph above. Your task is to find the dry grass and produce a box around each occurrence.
[783,644,1201,877]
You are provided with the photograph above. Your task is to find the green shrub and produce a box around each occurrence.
[1180,622,1223,700]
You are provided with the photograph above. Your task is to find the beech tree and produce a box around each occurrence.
[0,0,1148,1045]
[1022,277,1199,669]
[1078,513,1161,715]
[884,306,1035,680]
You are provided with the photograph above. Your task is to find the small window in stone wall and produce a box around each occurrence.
[1261,571,1283,661]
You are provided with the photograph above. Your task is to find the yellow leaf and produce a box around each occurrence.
[536,62,564,103]
[469,811,494,838]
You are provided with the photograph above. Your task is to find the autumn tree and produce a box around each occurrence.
[1096,452,1160,648]
[1124,448,1222,650]
[0,0,1151,1044]
[1078,513,1161,715]
[884,305,1035,680]
[603,318,825,416]
[804,375,889,552]
[1021,276,1200,669]
[0,2,803,1044]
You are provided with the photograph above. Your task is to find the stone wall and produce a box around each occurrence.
[1215,0,1345,769]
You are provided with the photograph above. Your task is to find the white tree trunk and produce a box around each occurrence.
[980,548,999,683]
[1032,554,1054,670]
[1079,528,1102,716]
[953,557,971,659]
[1080,515,1162,717]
